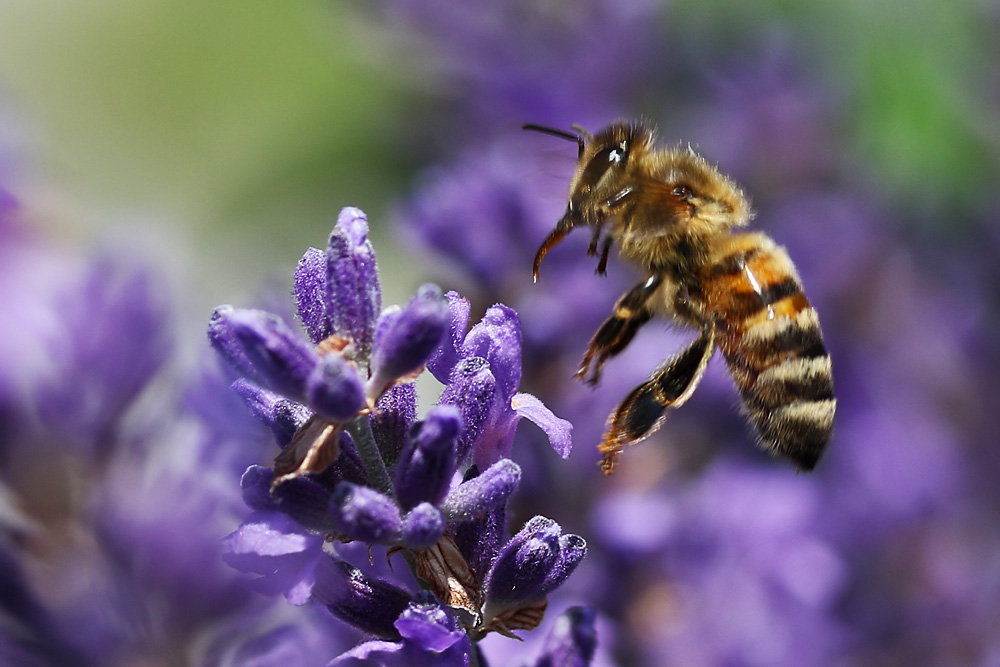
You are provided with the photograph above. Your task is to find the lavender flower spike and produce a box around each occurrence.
[367,284,449,398]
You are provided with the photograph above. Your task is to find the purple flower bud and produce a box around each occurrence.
[313,556,410,639]
[402,503,445,549]
[368,284,449,397]
[460,303,522,398]
[241,465,277,511]
[441,458,520,522]
[271,473,337,533]
[322,430,371,487]
[537,533,587,598]
[532,606,597,667]
[305,353,366,421]
[426,291,471,384]
[329,482,403,545]
[485,516,562,606]
[395,406,461,511]
[209,307,319,401]
[371,305,401,357]
[207,305,257,378]
[453,467,506,581]
[294,246,331,343]
[231,378,311,448]
[327,207,381,354]
[438,356,498,464]
[370,383,416,466]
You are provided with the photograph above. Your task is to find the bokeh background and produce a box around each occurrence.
[1,1,999,665]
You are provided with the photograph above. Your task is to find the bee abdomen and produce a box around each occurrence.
[707,237,835,469]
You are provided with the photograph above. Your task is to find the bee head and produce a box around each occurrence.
[523,121,653,280]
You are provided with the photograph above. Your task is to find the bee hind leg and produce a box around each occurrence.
[598,326,715,474]
[577,275,662,384]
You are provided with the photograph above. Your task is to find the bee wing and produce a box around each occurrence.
[598,326,715,474]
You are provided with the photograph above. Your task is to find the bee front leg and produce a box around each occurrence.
[598,325,715,474]
[577,274,663,385]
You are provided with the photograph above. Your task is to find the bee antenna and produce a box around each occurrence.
[522,123,586,158]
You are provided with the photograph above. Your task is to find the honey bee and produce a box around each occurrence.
[524,120,835,474]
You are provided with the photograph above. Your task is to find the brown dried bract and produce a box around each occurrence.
[475,597,549,640]
[272,415,341,483]
[411,535,483,624]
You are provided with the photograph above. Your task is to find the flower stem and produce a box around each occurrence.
[346,417,393,496]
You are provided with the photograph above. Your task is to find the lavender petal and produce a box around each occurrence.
[511,392,573,459]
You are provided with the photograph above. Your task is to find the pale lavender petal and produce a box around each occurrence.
[512,391,573,458]
[222,510,324,605]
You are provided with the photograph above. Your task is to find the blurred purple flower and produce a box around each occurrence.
[531,606,598,667]
[34,256,172,455]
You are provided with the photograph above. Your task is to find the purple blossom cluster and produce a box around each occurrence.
[209,207,586,664]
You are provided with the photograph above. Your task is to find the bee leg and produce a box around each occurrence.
[586,221,605,257]
[595,237,613,276]
[598,325,715,474]
[577,275,663,385]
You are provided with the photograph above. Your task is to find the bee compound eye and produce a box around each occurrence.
[672,184,692,198]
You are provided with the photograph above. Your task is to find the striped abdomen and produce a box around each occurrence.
[701,233,835,470]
